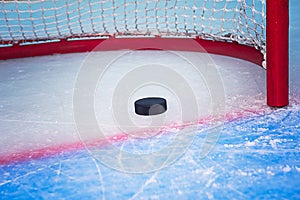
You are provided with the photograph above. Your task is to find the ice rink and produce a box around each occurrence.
[0,0,299,199]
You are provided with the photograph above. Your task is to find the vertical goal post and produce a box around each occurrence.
[0,0,289,107]
[266,0,289,107]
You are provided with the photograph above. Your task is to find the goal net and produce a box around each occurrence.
[1,0,265,51]
[0,0,289,107]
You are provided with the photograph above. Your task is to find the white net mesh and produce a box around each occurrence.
[0,0,265,53]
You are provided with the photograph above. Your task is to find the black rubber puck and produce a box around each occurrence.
[134,97,167,116]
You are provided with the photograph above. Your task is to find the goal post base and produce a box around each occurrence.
[0,36,263,67]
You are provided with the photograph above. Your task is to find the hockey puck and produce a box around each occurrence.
[134,97,167,116]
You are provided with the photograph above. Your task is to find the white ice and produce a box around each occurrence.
[0,49,268,157]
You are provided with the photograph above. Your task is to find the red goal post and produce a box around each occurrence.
[266,0,289,107]
[0,0,289,107]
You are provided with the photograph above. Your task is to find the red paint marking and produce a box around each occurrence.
[0,108,267,165]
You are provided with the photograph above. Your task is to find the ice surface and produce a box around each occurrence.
[0,107,299,199]
[0,0,300,199]
[0,50,267,157]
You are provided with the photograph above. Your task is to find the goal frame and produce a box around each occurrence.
[0,0,289,107]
